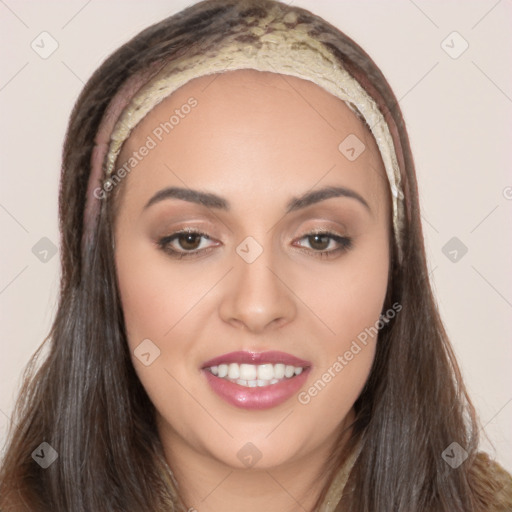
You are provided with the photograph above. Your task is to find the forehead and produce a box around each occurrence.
[115,69,390,217]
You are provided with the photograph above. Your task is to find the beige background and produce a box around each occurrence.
[1,0,511,472]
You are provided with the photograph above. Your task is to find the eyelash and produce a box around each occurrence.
[157,228,353,260]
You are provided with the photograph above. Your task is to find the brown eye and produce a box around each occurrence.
[176,233,202,251]
[307,234,331,251]
[157,229,217,259]
[294,231,353,259]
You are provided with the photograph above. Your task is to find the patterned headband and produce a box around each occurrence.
[83,6,405,263]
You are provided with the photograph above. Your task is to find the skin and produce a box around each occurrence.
[113,69,391,512]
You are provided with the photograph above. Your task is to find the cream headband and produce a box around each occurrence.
[84,8,405,263]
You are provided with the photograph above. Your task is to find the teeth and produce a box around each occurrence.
[257,364,274,380]
[284,365,295,378]
[240,363,257,381]
[217,364,228,378]
[274,364,285,379]
[207,362,306,387]
[228,363,240,379]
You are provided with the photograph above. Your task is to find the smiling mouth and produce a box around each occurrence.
[201,350,312,409]
[205,362,307,388]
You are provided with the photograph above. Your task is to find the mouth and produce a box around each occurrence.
[201,351,312,409]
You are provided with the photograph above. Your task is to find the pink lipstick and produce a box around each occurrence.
[201,351,312,410]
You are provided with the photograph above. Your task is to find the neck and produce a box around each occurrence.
[156,409,356,512]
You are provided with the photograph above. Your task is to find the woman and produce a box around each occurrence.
[1,0,510,510]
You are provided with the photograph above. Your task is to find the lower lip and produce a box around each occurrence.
[202,367,311,410]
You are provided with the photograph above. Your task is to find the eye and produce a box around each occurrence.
[157,228,353,260]
[293,230,353,259]
[157,229,218,259]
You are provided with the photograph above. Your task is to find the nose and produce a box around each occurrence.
[218,242,297,333]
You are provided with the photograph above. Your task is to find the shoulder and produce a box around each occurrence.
[468,451,512,512]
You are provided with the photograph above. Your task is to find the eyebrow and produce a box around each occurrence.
[143,185,371,214]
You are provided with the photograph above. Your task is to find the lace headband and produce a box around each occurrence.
[83,8,405,263]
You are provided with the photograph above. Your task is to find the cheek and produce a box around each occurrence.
[298,233,390,350]
[115,235,207,347]
[114,243,210,421]
[295,233,389,411]
[114,235,211,402]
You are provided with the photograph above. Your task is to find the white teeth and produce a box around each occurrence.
[239,363,257,381]
[284,365,295,378]
[208,362,306,387]
[228,363,240,379]
[217,364,228,378]
[274,363,285,379]
[257,364,274,380]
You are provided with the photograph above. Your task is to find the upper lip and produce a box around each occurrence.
[201,350,311,369]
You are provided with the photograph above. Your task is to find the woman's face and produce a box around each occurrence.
[114,69,391,470]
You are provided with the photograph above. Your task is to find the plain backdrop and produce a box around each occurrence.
[1,0,511,472]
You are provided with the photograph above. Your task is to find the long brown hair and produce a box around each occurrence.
[0,1,501,510]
